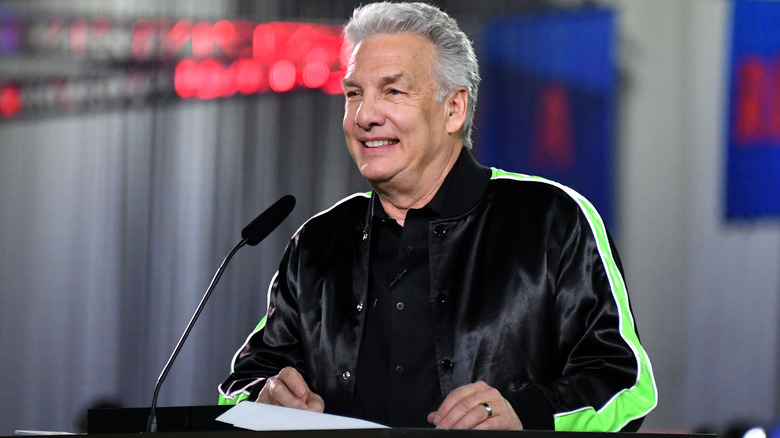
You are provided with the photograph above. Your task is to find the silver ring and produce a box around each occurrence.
[482,402,493,418]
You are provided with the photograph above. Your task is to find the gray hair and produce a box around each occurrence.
[344,2,481,149]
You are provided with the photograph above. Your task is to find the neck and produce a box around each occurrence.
[374,148,462,227]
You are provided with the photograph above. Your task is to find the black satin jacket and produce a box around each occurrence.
[220,154,657,431]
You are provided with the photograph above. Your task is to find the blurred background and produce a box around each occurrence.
[0,0,778,435]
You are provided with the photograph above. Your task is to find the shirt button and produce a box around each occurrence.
[433,225,447,237]
[436,292,448,303]
[395,365,405,374]
[356,302,364,312]
[439,359,453,370]
[405,245,414,253]
[395,301,405,311]
[342,371,351,380]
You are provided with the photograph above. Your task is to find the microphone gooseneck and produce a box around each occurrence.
[146,195,296,433]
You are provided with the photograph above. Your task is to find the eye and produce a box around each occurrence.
[345,90,362,99]
[388,88,402,96]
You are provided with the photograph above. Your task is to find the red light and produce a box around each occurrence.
[131,19,154,59]
[253,22,288,63]
[0,85,22,117]
[269,60,296,92]
[234,59,264,94]
[321,71,345,95]
[734,57,766,145]
[70,19,88,54]
[531,82,574,170]
[192,22,213,58]
[285,25,317,61]
[196,59,233,99]
[91,16,111,38]
[302,61,330,89]
[174,59,199,97]
[305,44,333,64]
[172,21,346,95]
[213,20,239,58]
[164,20,193,58]
[177,59,248,100]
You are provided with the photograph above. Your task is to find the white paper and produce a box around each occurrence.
[216,401,389,431]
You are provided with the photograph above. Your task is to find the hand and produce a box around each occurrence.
[427,381,523,430]
[256,366,325,412]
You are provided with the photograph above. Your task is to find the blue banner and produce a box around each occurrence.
[476,8,616,228]
[726,0,780,220]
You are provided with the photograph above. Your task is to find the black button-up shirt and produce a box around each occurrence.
[352,149,492,427]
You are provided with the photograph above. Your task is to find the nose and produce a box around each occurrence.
[354,97,382,130]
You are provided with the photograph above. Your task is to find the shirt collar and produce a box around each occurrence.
[371,148,491,220]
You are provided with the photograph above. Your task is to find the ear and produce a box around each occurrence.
[445,87,468,136]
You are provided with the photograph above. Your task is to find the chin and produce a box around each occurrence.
[359,171,387,184]
[358,168,395,186]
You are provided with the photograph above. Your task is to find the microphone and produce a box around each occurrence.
[146,195,296,433]
[241,194,296,246]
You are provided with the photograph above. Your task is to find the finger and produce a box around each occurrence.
[257,367,312,410]
[259,375,309,410]
[305,392,325,413]
[447,398,495,429]
[277,367,310,399]
[473,400,523,431]
[430,382,483,426]
[433,383,495,428]
[276,367,326,412]
[474,415,501,431]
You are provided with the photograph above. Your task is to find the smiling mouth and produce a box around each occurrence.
[362,139,399,148]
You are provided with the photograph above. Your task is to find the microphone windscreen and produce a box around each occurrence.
[241,195,296,246]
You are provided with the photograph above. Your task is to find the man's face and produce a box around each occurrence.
[342,32,463,191]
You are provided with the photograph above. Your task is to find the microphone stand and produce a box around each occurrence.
[146,237,249,433]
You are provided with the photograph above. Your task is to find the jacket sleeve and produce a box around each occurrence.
[508,197,657,431]
[218,234,305,404]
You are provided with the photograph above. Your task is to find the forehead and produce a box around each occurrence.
[343,32,437,85]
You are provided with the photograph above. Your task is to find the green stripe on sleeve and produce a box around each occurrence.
[491,168,657,431]
[218,391,249,405]
[218,315,268,405]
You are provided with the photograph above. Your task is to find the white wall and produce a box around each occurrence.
[612,0,780,430]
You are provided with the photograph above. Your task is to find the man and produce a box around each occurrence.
[219,1,657,431]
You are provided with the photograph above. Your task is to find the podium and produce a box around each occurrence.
[82,405,716,438]
[87,405,234,434]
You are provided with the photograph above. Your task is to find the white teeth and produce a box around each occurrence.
[363,139,398,148]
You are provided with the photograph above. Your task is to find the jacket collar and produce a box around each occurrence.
[369,148,492,221]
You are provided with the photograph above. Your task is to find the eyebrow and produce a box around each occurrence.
[342,72,409,89]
